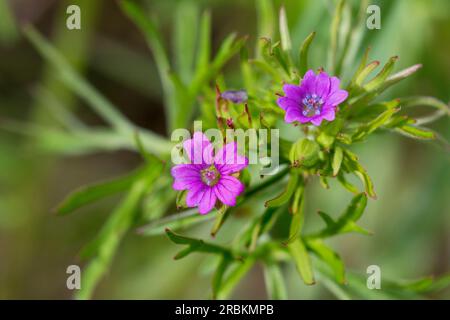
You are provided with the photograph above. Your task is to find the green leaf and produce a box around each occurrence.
[348,46,370,88]
[350,98,400,122]
[168,71,189,109]
[382,273,450,295]
[354,60,380,87]
[298,31,316,76]
[263,262,287,300]
[210,205,230,237]
[332,146,343,176]
[196,10,211,71]
[334,1,353,77]
[395,277,433,293]
[415,111,448,126]
[395,125,436,140]
[248,207,282,251]
[190,33,247,98]
[244,166,289,199]
[337,172,360,194]
[399,96,450,126]
[272,44,291,74]
[240,46,256,96]
[120,0,175,132]
[165,229,232,259]
[399,96,450,115]
[288,238,315,285]
[173,0,199,83]
[256,0,275,46]
[319,175,330,190]
[0,119,137,155]
[140,178,174,222]
[328,0,345,73]
[351,65,425,107]
[91,37,161,99]
[355,169,376,199]
[265,172,299,207]
[259,38,291,76]
[351,107,399,142]
[340,193,367,221]
[259,37,273,62]
[133,130,164,163]
[305,239,346,284]
[138,209,214,236]
[341,0,368,77]
[317,211,335,228]
[382,64,422,89]
[279,6,291,51]
[336,132,353,145]
[56,165,149,215]
[384,115,412,129]
[363,56,398,92]
[284,184,305,245]
[250,59,282,81]
[33,85,86,130]
[75,171,159,300]
[343,152,376,199]
[80,163,163,261]
[422,273,450,293]
[24,26,132,134]
[0,0,19,46]
[216,257,256,299]
[25,25,171,155]
[307,193,370,238]
[212,257,231,299]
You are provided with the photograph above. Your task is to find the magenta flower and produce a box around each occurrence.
[277,69,348,126]
[171,132,248,214]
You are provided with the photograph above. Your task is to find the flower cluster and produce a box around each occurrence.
[172,70,349,214]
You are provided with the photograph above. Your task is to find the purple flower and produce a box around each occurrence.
[171,132,248,215]
[277,69,348,126]
[221,90,248,104]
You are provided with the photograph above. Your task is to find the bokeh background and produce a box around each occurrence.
[0,0,449,299]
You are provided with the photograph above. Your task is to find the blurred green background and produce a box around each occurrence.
[0,0,449,299]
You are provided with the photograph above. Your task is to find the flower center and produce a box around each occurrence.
[200,165,220,186]
[302,94,324,117]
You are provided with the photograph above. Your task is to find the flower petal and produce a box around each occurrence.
[284,108,303,123]
[315,72,331,97]
[173,178,201,190]
[198,188,217,214]
[213,184,235,206]
[326,89,348,106]
[186,183,207,207]
[301,69,316,92]
[214,176,243,206]
[329,76,341,93]
[282,84,303,102]
[310,117,323,126]
[171,164,200,179]
[302,69,315,82]
[298,116,312,123]
[214,142,248,174]
[171,164,203,190]
[219,175,245,195]
[277,97,299,111]
[183,131,213,165]
[321,108,336,121]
